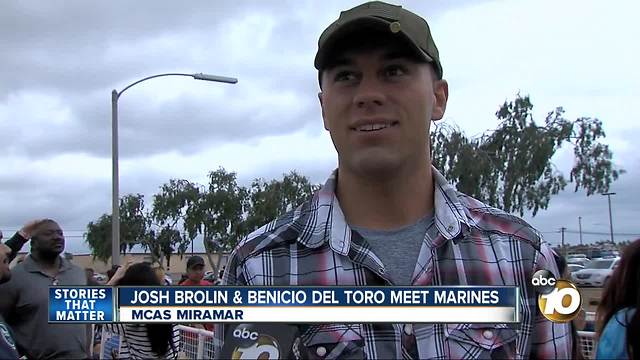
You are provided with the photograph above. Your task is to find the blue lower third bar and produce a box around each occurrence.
[48,287,115,323]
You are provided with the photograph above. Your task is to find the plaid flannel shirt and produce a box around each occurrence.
[215,168,572,359]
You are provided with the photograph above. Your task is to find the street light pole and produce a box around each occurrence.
[578,216,583,245]
[602,192,616,245]
[111,72,237,266]
[112,90,120,266]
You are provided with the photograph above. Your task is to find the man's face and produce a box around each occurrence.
[187,264,205,282]
[31,221,65,256]
[319,43,447,177]
[0,244,12,284]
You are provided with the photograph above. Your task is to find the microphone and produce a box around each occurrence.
[220,323,299,359]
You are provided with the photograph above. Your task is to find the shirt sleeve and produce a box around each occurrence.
[530,242,573,359]
[213,250,247,359]
[595,310,630,359]
[4,232,28,263]
[0,281,17,321]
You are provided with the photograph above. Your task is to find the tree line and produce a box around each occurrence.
[85,94,623,274]
[85,170,318,275]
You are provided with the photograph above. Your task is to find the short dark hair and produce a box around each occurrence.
[31,219,60,241]
[107,266,119,281]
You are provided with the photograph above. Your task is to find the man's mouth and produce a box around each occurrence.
[352,121,399,132]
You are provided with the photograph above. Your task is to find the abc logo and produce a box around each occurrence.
[532,269,582,322]
[233,328,259,341]
[231,325,280,360]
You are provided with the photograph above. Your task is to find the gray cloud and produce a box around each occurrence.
[1,0,637,256]
[525,158,640,246]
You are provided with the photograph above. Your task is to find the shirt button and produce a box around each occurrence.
[483,329,494,340]
[378,267,385,275]
[316,346,327,357]
[403,324,413,335]
[447,224,454,232]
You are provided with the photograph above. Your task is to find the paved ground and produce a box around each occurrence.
[578,287,603,313]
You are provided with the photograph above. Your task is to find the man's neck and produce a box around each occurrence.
[31,251,61,270]
[336,163,434,230]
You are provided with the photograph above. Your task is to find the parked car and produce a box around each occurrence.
[567,264,584,273]
[93,274,108,284]
[571,257,619,287]
[566,255,591,266]
[204,271,220,284]
[589,249,617,259]
[567,258,591,266]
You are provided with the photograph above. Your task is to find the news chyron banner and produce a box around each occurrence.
[50,286,519,324]
[49,287,115,323]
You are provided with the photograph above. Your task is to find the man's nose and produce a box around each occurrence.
[353,75,386,109]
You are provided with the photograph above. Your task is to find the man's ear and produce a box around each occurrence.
[431,79,449,121]
[318,92,329,131]
[30,235,39,250]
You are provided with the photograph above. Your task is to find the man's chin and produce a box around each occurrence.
[0,273,11,284]
[41,249,64,258]
[349,154,404,180]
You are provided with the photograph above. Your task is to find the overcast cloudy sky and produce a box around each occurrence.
[1,0,638,254]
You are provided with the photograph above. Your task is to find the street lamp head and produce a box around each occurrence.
[193,73,238,84]
[602,192,617,196]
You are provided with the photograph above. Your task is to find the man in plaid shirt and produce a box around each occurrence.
[216,1,573,358]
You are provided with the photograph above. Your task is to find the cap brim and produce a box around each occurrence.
[314,16,432,70]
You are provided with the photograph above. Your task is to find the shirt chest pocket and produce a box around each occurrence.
[444,324,518,359]
[295,324,366,360]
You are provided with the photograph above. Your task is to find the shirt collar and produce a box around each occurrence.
[298,167,469,253]
[22,254,72,273]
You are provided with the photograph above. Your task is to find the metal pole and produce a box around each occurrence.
[578,216,583,245]
[607,195,614,244]
[603,192,616,245]
[197,332,205,358]
[111,90,121,266]
[560,227,566,257]
[110,72,236,268]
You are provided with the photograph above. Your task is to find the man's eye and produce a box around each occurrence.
[385,65,407,77]
[334,71,356,82]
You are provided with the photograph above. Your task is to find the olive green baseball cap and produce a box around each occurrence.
[314,1,443,79]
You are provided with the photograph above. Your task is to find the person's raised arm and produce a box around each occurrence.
[4,219,44,263]
[106,256,134,286]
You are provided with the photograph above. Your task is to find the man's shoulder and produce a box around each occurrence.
[456,192,542,248]
[61,260,88,285]
[232,200,315,261]
[63,260,85,273]
[6,262,29,278]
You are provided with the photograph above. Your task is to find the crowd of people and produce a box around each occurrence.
[0,219,222,359]
[3,220,636,359]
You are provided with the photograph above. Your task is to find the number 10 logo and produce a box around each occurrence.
[532,270,582,322]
